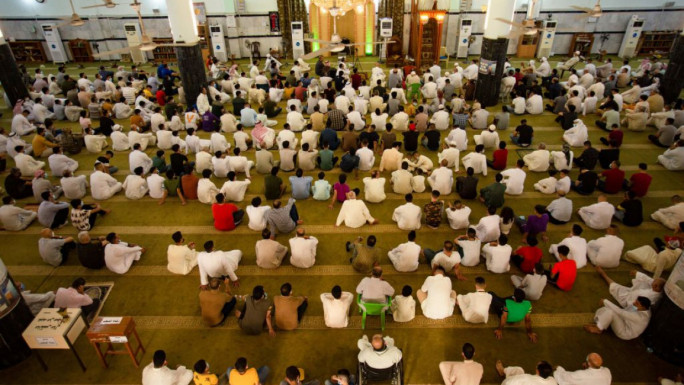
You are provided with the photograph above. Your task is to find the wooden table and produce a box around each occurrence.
[22,308,87,371]
[86,316,145,368]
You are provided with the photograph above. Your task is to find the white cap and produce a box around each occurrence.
[541,57,547,62]
[438,105,444,110]
[574,51,580,55]
[488,124,496,131]
[410,71,416,75]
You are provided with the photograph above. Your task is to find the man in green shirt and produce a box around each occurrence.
[346,235,380,273]
[152,150,168,173]
[479,173,506,208]
[317,143,337,171]
[160,169,187,205]
[264,167,286,200]
[490,288,537,342]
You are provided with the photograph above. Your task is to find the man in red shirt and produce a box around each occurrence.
[547,245,577,291]
[487,141,508,170]
[598,160,625,194]
[626,163,652,197]
[211,193,244,231]
[599,123,623,147]
[294,81,307,102]
[350,68,362,90]
[156,89,167,106]
[511,236,543,274]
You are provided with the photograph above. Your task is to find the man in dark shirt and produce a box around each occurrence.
[598,141,620,170]
[76,231,106,269]
[598,160,625,194]
[359,126,379,151]
[264,167,285,200]
[423,190,444,229]
[573,141,599,170]
[232,91,246,115]
[319,125,340,151]
[327,108,347,131]
[456,167,479,199]
[341,126,358,152]
[97,109,115,136]
[350,68,362,90]
[421,125,441,151]
[615,191,643,227]
[479,173,506,209]
[339,148,360,176]
[403,128,419,152]
[556,104,577,130]
[4,167,33,199]
[511,120,533,147]
[573,168,598,195]
[263,95,282,117]
[373,80,387,100]
[170,144,193,175]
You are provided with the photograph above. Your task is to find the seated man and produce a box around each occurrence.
[438,343,484,385]
[456,276,492,324]
[428,240,465,280]
[226,357,271,385]
[141,350,193,385]
[320,285,354,328]
[336,190,377,228]
[255,228,288,269]
[587,225,624,268]
[584,296,651,340]
[390,285,416,323]
[388,230,423,272]
[595,266,664,308]
[417,266,456,320]
[197,240,242,288]
[623,243,681,280]
[76,231,106,269]
[212,193,244,231]
[167,231,198,275]
[547,245,577,292]
[357,334,403,369]
[475,206,501,243]
[651,195,684,230]
[553,353,612,385]
[104,232,145,274]
[511,262,547,301]
[54,277,101,321]
[489,288,537,342]
[289,228,318,269]
[392,193,422,231]
[495,360,554,385]
[483,234,512,274]
[347,235,380,274]
[236,285,275,336]
[549,224,588,268]
[0,196,37,231]
[266,198,303,235]
[578,195,615,230]
[39,228,75,266]
[273,282,308,331]
[356,266,395,303]
[199,277,236,327]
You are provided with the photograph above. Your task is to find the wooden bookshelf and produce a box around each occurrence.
[636,31,677,56]
[9,41,46,63]
[68,39,93,62]
[152,38,177,62]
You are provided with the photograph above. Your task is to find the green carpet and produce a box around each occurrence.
[0,56,681,384]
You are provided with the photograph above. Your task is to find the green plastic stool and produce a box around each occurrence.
[356,293,391,331]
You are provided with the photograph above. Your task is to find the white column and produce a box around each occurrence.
[166,0,200,44]
[483,0,517,39]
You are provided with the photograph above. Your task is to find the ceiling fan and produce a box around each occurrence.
[301,1,394,60]
[93,0,195,58]
[572,0,603,18]
[496,17,546,37]
[46,0,86,29]
[83,0,121,9]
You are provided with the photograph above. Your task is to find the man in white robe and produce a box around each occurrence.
[554,353,611,385]
[586,225,624,268]
[523,144,551,172]
[584,297,651,340]
[651,195,684,229]
[578,195,615,230]
[595,266,664,308]
[104,233,145,274]
[549,224,588,269]
[456,277,492,323]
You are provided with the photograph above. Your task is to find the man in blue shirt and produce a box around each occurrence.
[289,169,313,200]
[240,104,258,128]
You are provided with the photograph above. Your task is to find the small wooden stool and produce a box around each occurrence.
[86,316,145,368]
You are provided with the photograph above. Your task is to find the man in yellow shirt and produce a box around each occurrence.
[226,357,270,385]
[32,127,59,157]
[193,359,219,385]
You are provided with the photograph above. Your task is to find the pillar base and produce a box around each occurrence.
[0,43,30,107]
[175,44,206,109]
[661,34,684,105]
[474,37,509,107]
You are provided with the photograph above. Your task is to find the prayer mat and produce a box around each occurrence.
[83,281,114,322]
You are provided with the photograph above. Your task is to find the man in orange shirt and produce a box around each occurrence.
[130,109,148,132]
[32,127,59,157]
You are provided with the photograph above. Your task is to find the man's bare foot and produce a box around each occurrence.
[370,219,379,225]
[296,220,304,225]
[103,209,112,215]
[495,360,505,377]
[583,324,602,334]
[456,275,467,281]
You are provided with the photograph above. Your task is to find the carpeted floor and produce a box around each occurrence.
[0,55,682,385]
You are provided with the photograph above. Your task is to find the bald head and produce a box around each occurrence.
[40,228,53,238]
[652,278,666,292]
[587,353,603,368]
[296,228,306,237]
[597,195,607,203]
[371,334,385,350]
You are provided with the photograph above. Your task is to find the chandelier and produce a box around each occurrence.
[312,0,367,17]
